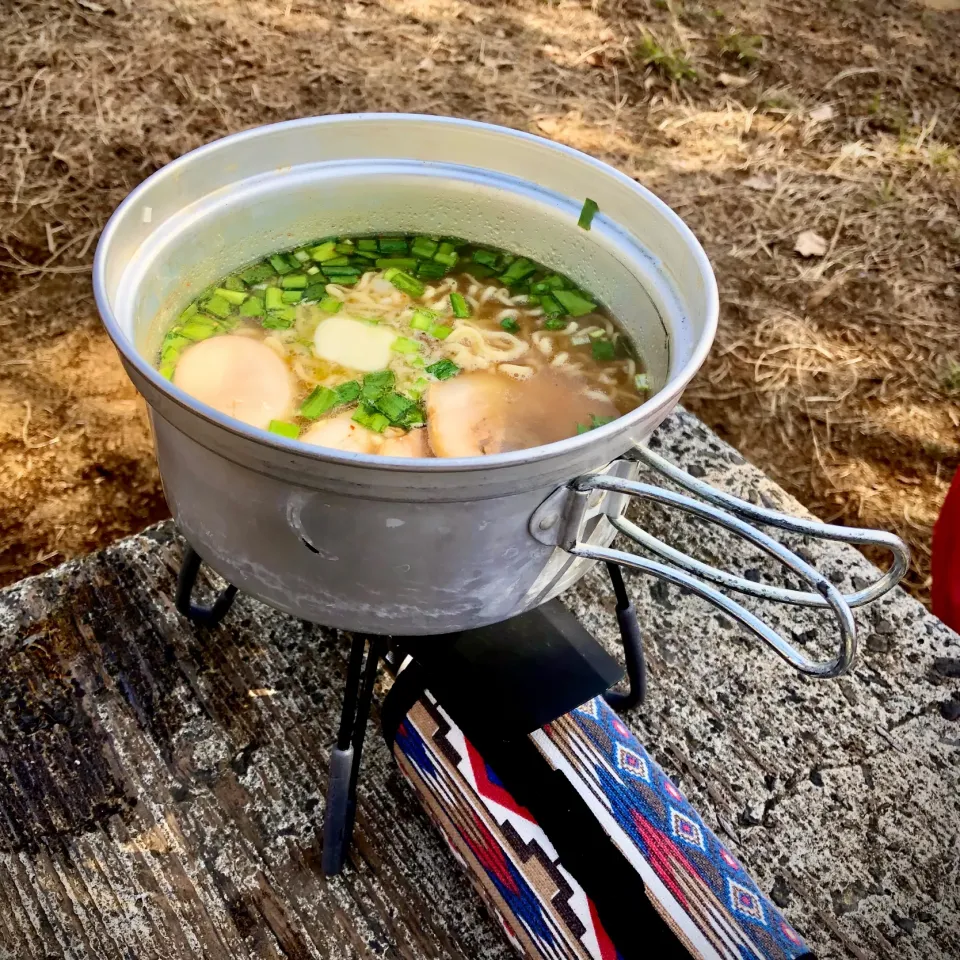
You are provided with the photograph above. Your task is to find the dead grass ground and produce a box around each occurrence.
[1,0,958,602]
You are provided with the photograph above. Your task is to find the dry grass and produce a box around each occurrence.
[0,0,958,603]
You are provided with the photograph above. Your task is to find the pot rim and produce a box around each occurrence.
[94,113,719,474]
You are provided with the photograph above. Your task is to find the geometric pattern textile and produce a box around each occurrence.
[390,684,813,960]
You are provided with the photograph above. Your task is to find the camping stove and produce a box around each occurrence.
[175,545,645,876]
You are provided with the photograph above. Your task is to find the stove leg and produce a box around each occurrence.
[603,562,647,710]
[175,545,239,627]
[322,635,386,876]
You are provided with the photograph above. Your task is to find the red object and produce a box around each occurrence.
[933,468,960,631]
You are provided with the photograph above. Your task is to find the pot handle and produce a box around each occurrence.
[531,446,910,679]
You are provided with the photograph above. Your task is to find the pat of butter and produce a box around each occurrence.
[313,315,398,372]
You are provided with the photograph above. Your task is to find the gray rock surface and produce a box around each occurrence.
[0,406,955,959]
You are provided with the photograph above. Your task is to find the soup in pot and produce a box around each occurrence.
[156,235,651,457]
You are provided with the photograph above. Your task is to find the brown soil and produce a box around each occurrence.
[1,0,958,602]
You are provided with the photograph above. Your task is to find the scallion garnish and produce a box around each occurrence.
[376,258,418,271]
[449,292,471,318]
[352,404,390,433]
[264,287,284,310]
[384,268,425,298]
[268,419,300,439]
[591,339,616,362]
[426,359,460,380]
[433,241,459,268]
[411,236,439,259]
[472,248,501,269]
[308,241,338,262]
[391,336,420,355]
[202,294,233,318]
[410,308,435,331]
[374,391,415,424]
[269,254,294,275]
[415,261,448,280]
[239,296,264,317]
[578,197,599,230]
[499,258,537,286]
[280,274,308,289]
[300,386,338,419]
[635,373,651,392]
[335,380,361,404]
[500,317,520,334]
[281,290,302,303]
[378,236,408,255]
[239,262,276,285]
[319,296,342,314]
[553,289,597,317]
[544,317,568,331]
[429,324,452,340]
[360,370,396,403]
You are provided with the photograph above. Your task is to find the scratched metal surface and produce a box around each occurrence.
[0,407,956,959]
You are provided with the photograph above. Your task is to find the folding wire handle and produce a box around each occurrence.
[530,446,910,679]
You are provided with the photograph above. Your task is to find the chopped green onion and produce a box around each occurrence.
[322,256,351,267]
[357,238,379,252]
[426,359,460,381]
[335,380,361,404]
[383,268,425,298]
[433,241,458,267]
[292,248,312,262]
[591,338,616,362]
[462,262,496,280]
[222,275,246,293]
[281,290,302,303]
[331,274,361,286]
[264,287,284,310]
[360,370,396,403]
[429,324,452,340]
[634,373,651,392]
[159,360,176,380]
[308,241,338,262]
[472,248,501,268]
[202,294,234,318]
[239,262,276,285]
[400,406,425,428]
[415,260,448,280]
[578,197,599,230]
[306,265,321,275]
[378,237,408,255]
[500,317,520,334]
[410,308,435,331]
[302,283,328,303]
[499,257,537,286]
[323,265,361,277]
[262,307,296,329]
[280,274,308,289]
[160,334,190,363]
[269,254,294,275]
[531,274,568,294]
[268,419,300,439]
[407,376,430,400]
[553,289,597,317]
[376,258,418,271]
[411,236,439,259]
[352,404,390,433]
[319,296,342,314]
[539,293,566,317]
[239,296,264,317]
[335,241,355,255]
[576,413,616,435]
[449,292,471,318]
[180,319,220,341]
[352,249,378,261]
[374,391,415,424]
[300,386,338,419]
[178,301,200,323]
[544,317,568,331]
[391,336,420,355]
[589,328,606,338]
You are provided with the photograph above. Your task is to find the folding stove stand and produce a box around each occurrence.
[176,546,646,876]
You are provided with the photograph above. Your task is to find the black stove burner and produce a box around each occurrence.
[175,545,646,875]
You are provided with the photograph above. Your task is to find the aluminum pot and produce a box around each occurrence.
[94,114,907,675]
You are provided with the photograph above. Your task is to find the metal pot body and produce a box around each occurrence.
[96,115,719,634]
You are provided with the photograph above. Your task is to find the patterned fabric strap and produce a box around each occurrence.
[387,670,813,960]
